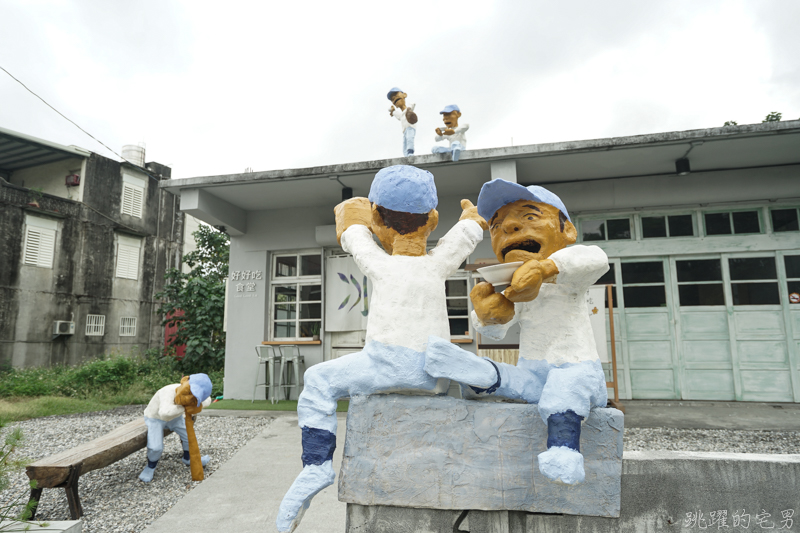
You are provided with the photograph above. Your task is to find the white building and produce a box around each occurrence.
[161,120,800,402]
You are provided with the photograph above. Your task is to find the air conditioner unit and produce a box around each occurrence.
[53,321,75,335]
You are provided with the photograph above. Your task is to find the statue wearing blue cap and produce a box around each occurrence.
[431,104,469,161]
[387,87,417,157]
[424,179,610,486]
[277,165,488,532]
[138,373,213,483]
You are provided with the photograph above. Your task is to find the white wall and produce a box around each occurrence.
[11,157,86,202]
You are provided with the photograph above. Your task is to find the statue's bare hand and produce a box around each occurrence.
[471,282,515,325]
[435,127,443,136]
[335,197,372,244]
[459,199,488,230]
[504,259,559,303]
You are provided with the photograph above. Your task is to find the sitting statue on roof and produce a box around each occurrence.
[431,104,469,161]
[139,374,213,483]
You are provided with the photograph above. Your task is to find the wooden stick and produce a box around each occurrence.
[607,284,619,404]
[184,411,204,481]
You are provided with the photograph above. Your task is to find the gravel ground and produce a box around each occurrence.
[1,406,271,533]
[2,409,799,533]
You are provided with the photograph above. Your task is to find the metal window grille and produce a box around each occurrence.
[86,314,106,336]
[119,317,137,336]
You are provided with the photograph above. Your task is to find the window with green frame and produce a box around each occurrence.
[581,218,632,242]
[771,208,799,233]
[703,210,761,236]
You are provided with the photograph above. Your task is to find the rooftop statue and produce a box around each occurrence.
[431,104,468,161]
[276,164,488,532]
[425,179,610,485]
[387,87,418,157]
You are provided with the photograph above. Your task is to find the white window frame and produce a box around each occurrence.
[121,174,145,218]
[270,251,323,341]
[579,216,634,243]
[22,215,57,269]
[115,235,142,280]
[119,317,137,336]
[86,314,106,336]
[446,271,474,341]
[702,208,763,237]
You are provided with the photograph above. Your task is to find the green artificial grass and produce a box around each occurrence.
[206,399,349,412]
[0,396,128,422]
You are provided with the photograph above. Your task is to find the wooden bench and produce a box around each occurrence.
[26,418,169,519]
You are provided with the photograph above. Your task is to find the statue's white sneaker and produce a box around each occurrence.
[538,446,585,485]
[276,461,336,532]
[182,454,210,467]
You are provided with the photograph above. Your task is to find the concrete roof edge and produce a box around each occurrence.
[0,125,92,158]
[160,120,800,190]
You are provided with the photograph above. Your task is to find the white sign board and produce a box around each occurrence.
[325,255,370,332]
[585,286,609,363]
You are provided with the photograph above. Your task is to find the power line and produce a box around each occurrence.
[0,63,138,166]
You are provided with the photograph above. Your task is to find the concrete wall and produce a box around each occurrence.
[347,450,800,532]
[10,157,86,203]
[0,155,184,368]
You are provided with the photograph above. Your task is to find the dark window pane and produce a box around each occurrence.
[300,284,322,301]
[274,304,296,320]
[731,283,780,305]
[676,259,722,282]
[595,263,615,285]
[623,286,667,307]
[732,211,760,234]
[642,217,667,238]
[668,215,694,237]
[582,220,605,241]
[448,318,470,336]
[678,284,725,306]
[607,219,631,240]
[622,262,664,284]
[275,256,297,277]
[705,213,731,235]
[301,255,321,276]
[788,281,800,303]
[300,303,321,319]
[274,322,296,338]
[729,257,777,280]
[274,285,297,302]
[299,321,320,337]
[772,209,799,232]
[445,279,468,297]
[447,299,468,316]
[605,286,618,308]
[785,256,800,278]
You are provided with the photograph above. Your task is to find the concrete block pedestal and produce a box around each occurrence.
[0,520,81,532]
[339,394,624,517]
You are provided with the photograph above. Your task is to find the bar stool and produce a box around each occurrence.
[252,345,281,403]
[277,345,306,400]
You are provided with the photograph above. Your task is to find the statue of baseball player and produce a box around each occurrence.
[139,374,212,483]
[425,179,609,485]
[276,165,487,532]
[431,104,468,161]
[387,87,418,157]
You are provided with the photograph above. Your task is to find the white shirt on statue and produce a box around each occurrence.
[472,245,609,366]
[143,383,212,422]
[341,219,483,353]
[391,103,416,131]
[434,124,469,148]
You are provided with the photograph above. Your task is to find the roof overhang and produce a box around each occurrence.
[0,126,91,176]
[161,120,800,232]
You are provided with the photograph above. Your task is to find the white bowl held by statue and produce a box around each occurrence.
[476,261,524,292]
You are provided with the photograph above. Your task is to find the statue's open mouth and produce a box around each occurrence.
[501,240,541,260]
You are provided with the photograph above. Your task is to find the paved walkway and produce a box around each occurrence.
[143,401,800,533]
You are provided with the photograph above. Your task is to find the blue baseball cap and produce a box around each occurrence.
[189,373,212,406]
[369,165,438,214]
[477,179,571,223]
[387,87,403,100]
[440,104,460,114]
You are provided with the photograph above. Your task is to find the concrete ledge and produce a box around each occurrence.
[0,520,81,532]
[338,394,623,517]
[346,451,800,532]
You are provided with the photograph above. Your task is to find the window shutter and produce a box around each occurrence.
[115,236,141,280]
[23,221,56,269]
[121,183,144,218]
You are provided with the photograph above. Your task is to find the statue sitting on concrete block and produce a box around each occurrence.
[425,179,610,485]
[431,104,468,161]
[276,164,487,532]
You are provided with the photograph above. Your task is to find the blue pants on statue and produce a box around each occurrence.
[431,141,464,161]
[402,127,416,157]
